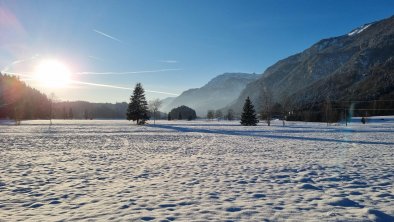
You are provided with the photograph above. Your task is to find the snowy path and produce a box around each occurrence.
[0,120,393,221]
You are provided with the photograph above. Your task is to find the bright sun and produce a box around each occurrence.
[34,59,71,88]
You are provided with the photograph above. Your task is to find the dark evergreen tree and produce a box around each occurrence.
[167,113,172,121]
[240,97,259,126]
[126,83,148,125]
[0,73,51,121]
[169,105,197,120]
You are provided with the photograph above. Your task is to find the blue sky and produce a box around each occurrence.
[1,0,393,102]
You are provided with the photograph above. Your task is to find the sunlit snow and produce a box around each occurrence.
[0,118,393,221]
[348,24,372,36]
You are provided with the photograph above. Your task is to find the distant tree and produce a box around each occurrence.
[240,97,259,126]
[84,109,89,120]
[0,73,51,121]
[226,109,234,121]
[272,103,282,115]
[281,95,291,126]
[324,96,333,126]
[207,110,214,120]
[14,104,22,125]
[68,108,74,119]
[148,99,162,125]
[169,105,196,120]
[215,110,223,121]
[62,106,67,119]
[167,113,172,121]
[126,83,148,125]
[261,88,273,126]
[49,93,56,125]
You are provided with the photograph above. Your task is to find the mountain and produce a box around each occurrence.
[162,73,260,116]
[160,97,175,111]
[229,16,394,119]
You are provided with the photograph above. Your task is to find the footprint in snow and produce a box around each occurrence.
[140,216,155,221]
[252,193,266,198]
[298,183,322,190]
[226,207,242,212]
[326,197,363,208]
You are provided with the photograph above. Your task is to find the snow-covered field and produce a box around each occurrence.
[0,118,393,221]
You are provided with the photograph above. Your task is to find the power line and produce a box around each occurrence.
[334,100,394,102]
[333,108,394,111]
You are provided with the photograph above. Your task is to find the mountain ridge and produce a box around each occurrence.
[227,15,394,119]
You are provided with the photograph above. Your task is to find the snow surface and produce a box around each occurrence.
[0,119,393,221]
[348,24,371,36]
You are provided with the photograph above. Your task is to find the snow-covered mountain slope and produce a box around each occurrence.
[348,23,372,36]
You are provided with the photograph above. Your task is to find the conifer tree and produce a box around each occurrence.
[207,110,214,120]
[240,96,259,126]
[126,83,148,125]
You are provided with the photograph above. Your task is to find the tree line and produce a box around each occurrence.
[0,74,51,122]
[2,73,391,126]
[0,73,129,121]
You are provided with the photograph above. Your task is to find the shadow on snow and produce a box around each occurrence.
[148,124,394,146]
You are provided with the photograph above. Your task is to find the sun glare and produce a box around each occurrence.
[34,59,71,88]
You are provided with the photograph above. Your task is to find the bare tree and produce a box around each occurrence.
[49,93,56,125]
[215,110,223,121]
[207,110,214,121]
[148,99,162,125]
[14,103,22,125]
[226,109,234,121]
[281,95,291,127]
[261,88,273,126]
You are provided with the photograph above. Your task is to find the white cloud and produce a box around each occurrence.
[159,60,178,63]
[93,29,122,43]
[71,80,179,96]
[75,68,182,75]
